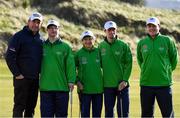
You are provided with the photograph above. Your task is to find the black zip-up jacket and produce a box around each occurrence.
[5,26,43,79]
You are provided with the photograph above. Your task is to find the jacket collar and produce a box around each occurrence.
[147,33,161,39]
[82,46,95,52]
[23,26,40,36]
[104,35,118,45]
[45,38,62,45]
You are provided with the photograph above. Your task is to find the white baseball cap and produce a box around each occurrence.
[47,19,60,28]
[29,12,43,22]
[80,30,95,40]
[146,17,160,26]
[104,21,117,30]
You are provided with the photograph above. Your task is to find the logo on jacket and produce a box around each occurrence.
[142,44,148,52]
[159,46,165,51]
[96,59,100,63]
[81,57,87,64]
[115,51,120,55]
[56,51,62,55]
[101,48,106,56]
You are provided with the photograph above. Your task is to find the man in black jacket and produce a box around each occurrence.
[5,12,43,117]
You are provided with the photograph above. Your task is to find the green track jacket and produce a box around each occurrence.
[75,47,103,94]
[40,39,76,91]
[137,34,178,86]
[99,38,132,87]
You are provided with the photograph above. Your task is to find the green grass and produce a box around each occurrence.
[0,59,180,117]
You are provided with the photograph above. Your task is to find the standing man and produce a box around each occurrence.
[99,21,132,117]
[137,17,178,117]
[40,19,76,117]
[5,12,43,117]
[75,30,103,117]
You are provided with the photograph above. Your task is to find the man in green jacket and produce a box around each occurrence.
[137,17,178,117]
[99,21,132,117]
[40,19,76,117]
[75,30,103,117]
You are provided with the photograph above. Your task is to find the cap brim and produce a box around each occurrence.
[146,22,158,26]
[31,17,42,21]
[47,24,59,28]
[81,35,96,40]
[105,27,116,30]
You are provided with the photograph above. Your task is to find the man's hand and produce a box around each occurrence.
[69,83,74,92]
[118,81,127,91]
[77,81,83,91]
[15,74,24,79]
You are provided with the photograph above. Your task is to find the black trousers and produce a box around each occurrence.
[80,93,103,117]
[140,86,174,118]
[104,87,129,118]
[40,91,69,117]
[13,78,39,117]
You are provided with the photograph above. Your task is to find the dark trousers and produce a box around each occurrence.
[13,78,39,117]
[40,91,69,117]
[80,93,103,117]
[78,92,82,116]
[140,86,174,117]
[104,87,129,118]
